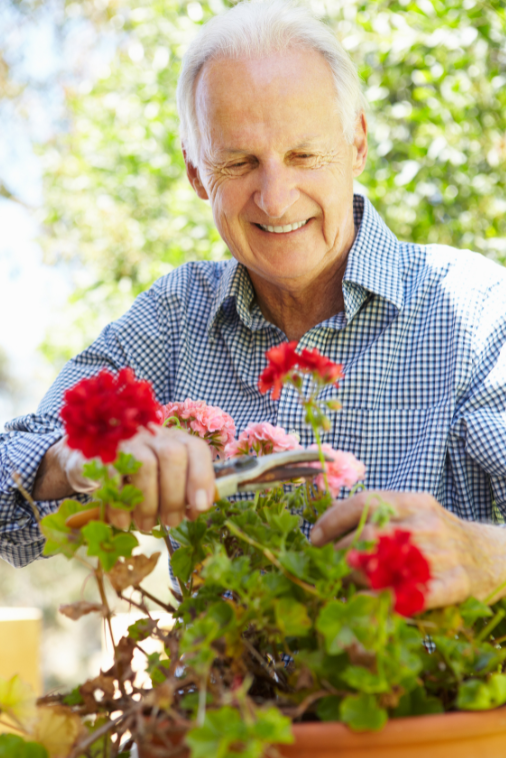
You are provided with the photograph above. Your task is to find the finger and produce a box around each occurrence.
[310,492,372,546]
[334,523,379,551]
[310,491,408,546]
[425,568,470,610]
[154,430,190,527]
[106,504,131,531]
[181,433,215,519]
[121,435,159,532]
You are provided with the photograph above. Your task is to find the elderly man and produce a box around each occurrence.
[2,0,506,610]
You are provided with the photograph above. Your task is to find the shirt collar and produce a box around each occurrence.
[342,194,404,323]
[208,194,404,336]
[208,258,264,338]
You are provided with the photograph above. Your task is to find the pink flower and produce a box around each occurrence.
[225,422,301,458]
[310,443,365,497]
[160,399,236,460]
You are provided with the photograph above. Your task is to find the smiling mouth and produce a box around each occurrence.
[255,219,311,234]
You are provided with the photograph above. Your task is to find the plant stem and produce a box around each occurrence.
[311,424,330,495]
[285,689,334,720]
[225,520,319,597]
[484,578,506,605]
[69,707,138,758]
[95,563,129,700]
[351,500,370,545]
[95,564,117,654]
[12,471,40,525]
[476,608,506,643]
[160,522,186,599]
[118,591,152,617]
[138,586,177,614]
[197,677,207,727]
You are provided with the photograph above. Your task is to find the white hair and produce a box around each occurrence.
[177,0,366,167]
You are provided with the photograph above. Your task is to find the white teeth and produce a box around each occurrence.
[258,219,309,233]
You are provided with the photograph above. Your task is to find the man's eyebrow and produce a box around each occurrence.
[215,139,323,157]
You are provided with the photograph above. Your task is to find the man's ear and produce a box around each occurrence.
[352,112,368,178]
[183,147,209,200]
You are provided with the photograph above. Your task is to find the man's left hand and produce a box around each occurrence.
[310,491,506,609]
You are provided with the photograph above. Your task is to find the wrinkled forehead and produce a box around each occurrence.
[193,49,340,158]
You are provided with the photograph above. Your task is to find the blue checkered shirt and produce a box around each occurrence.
[2,195,506,567]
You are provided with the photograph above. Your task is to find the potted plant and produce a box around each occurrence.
[2,345,506,758]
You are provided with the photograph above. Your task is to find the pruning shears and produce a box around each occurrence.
[212,449,331,499]
[65,449,330,529]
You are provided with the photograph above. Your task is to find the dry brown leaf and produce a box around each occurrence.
[59,601,106,621]
[32,705,84,758]
[103,636,136,684]
[79,673,116,712]
[107,551,161,591]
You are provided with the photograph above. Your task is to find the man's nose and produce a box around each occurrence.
[253,162,300,220]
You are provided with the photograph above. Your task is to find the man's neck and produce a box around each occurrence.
[249,255,348,342]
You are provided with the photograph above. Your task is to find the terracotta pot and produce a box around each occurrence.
[281,708,506,758]
[138,707,506,758]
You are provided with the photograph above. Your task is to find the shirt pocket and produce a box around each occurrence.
[329,404,451,495]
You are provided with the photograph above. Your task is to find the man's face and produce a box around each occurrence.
[187,48,367,294]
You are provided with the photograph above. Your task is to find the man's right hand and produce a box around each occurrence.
[31,426,216,531]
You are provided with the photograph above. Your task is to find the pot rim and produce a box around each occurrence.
[289,706,506,748]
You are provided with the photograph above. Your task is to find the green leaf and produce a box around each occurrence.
[459,597,493,627]
[94,478,121,504]
[0,735,48,758]
[340,665,389,694]
[146,652,170,686]
[316,695,341,722]
[393,687,443,718]
[40,499,90,558]
[171,546,194,583]
[128,618,157,642]
[113,452,142,476]
[278,551,311,581]
[457,673,506,711]
[118,484,143,507]
[82,460,108,481]
[263,510,300,536]
[82,521,138,571]
[339,693,387,732]
[62,686,84,706]
[186,706,292,758]
[170,518,207,548]
[274,598,312,638]
[316,596,379,654]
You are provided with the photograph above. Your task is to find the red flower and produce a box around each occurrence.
[61,368,162,463]
[258,341,299,400]
[300,347,344,385]
[258,342,343,400]
[347,529,432,617]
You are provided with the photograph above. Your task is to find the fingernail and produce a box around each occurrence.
[165,512,182,528]
[141,518,155,532]
[195,489,209,512]
[311,526,323,545]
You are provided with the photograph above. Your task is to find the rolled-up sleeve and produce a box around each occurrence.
[450,278,506,521]
[0,286,172,566]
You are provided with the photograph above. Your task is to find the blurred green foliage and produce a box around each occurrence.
[39,0,506,363]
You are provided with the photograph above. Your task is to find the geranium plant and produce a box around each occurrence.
[2,345,506,758]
